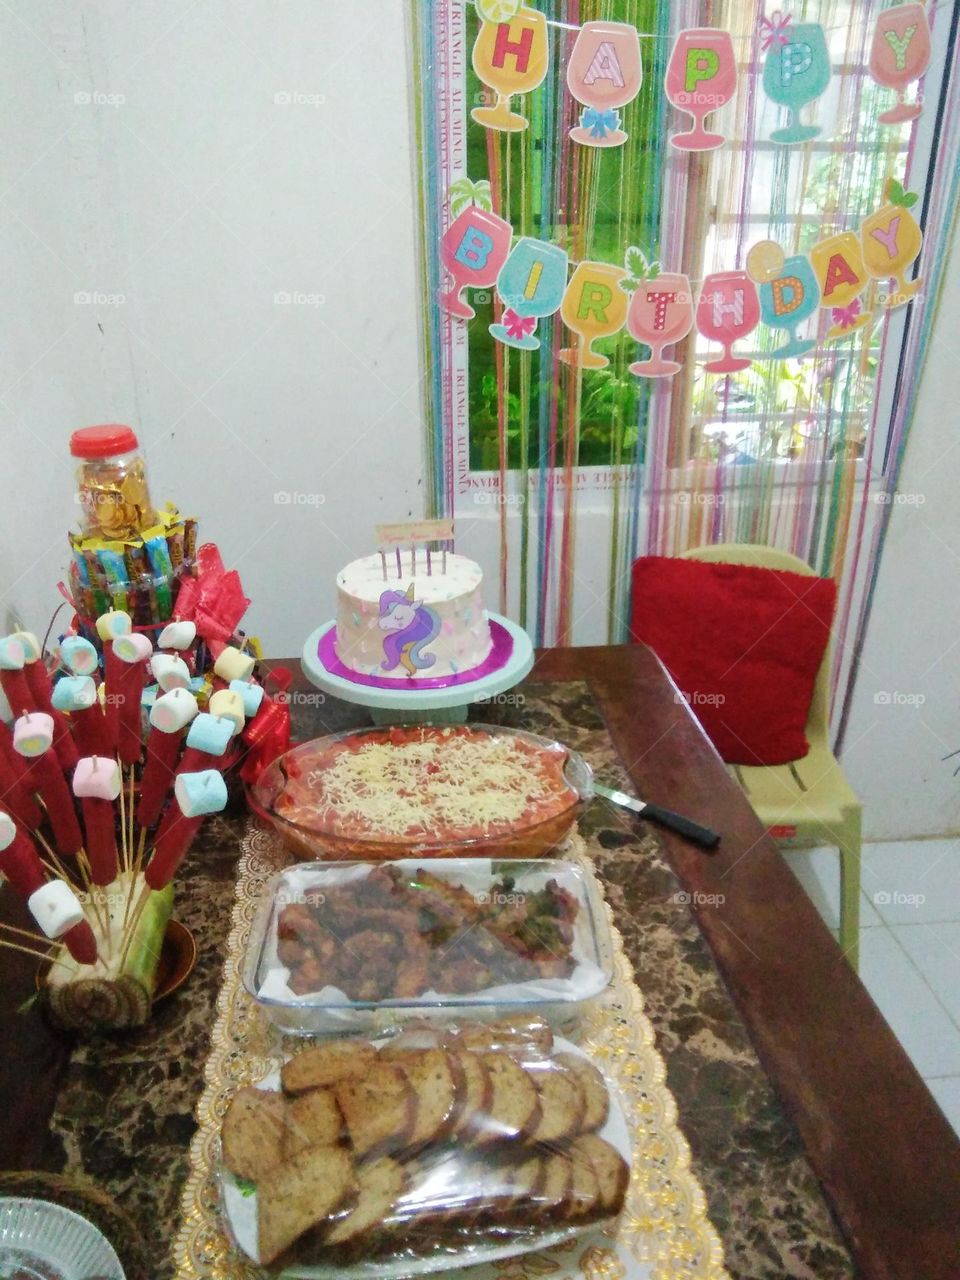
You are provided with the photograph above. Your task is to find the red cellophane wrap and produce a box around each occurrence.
[174,543,251,659]
[239,667,292,784]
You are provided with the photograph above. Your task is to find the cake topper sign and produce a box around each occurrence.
[376,519,455,579]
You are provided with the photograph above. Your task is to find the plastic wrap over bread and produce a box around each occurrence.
[219,1016,631,1275]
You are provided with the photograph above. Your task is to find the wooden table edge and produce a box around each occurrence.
[529,644,960,1280]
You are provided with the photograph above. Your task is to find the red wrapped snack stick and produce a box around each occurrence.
[0,636,38,719]
[12,714,83,857]
[0,720,42,828]
[17,633,79,773]
[51,675,109,758]
[112,633,153,766]
[138,689,197,829]
[72,757,120,886]
[144,769,227,890]
[0,812,97,965]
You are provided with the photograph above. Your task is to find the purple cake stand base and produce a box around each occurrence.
[300,614,535,724]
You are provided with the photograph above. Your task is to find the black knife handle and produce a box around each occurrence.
[640,803,720,850]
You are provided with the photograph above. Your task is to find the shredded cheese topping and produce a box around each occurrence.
[278,728,573,840]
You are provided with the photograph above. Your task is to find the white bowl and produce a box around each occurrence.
[0,1197,125,1280]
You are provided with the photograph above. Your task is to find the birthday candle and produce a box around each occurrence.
[0,812,97,965]
[12,713,84,857]
[72,757,120,886]
[112,632,152,766]
[144,769,227,890]
[138,689,198,830]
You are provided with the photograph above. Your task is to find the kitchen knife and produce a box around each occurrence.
[593,782,720,850]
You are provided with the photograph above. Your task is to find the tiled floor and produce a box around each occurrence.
[783,839,960,1137]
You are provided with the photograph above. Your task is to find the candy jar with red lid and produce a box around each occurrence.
[70,423,157,540]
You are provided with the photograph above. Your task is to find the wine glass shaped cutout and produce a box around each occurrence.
[490,238,568,350]
[626,273,694,377]
[665,29,737,151]
[810,232,874,340]
[747,241,821,360]
[567,21,642,148]
[472,7,549,133]
[697,271,760,374]
[439,206,513,319]
[861,183,924,309]
[763,22,831,144]
[870,4,931,124]
[559,262,629,368]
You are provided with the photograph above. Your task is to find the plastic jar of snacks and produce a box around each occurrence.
[70,424,156,540]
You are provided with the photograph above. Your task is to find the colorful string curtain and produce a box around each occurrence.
[411,0,960,731]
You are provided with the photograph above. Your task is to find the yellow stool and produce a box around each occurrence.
[681,543,863,969]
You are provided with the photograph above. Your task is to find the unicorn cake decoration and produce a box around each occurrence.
[333,521,494,681]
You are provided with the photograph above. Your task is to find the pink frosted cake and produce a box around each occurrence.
[334,553,493,680]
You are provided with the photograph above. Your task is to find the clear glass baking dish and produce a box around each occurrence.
[240,858,614,1035]
[247,723,593,861]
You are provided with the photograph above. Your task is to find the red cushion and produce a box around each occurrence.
[629,556,837,766]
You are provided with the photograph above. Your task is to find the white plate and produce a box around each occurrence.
[220,1036,632,1279]
[0,1197,125,1280]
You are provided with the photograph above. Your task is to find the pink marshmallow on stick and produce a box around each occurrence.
[18,636,79,773]
[0,814,98,965]
[13,715,83,857]
[144,769,227,890]
[112,634,152,766]
[137,689,198,830]
[72,758,120,886]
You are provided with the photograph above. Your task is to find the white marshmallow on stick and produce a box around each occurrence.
[158,620,197,651]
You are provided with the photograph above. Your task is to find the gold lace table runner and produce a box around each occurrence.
[172,823,729,1279]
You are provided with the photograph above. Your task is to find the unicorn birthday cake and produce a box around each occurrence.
[334,552,493,681]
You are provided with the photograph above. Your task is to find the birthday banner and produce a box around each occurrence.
[440,177,924,375]
[466,3,930,148]
[438,2,929,379]
[412,0,954,654]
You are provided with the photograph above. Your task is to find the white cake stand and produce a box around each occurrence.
[300,614,534,725]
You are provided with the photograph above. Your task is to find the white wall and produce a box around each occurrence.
[0,2,957,838]
[0,0,424,651]
[842,221,960,840]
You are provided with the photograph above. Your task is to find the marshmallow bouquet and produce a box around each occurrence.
[0,614,267,1030]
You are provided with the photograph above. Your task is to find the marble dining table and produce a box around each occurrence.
[1,643,958,1280]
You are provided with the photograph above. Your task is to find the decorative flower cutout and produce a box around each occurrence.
[760,10,793,51]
